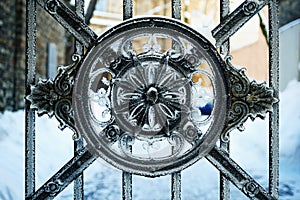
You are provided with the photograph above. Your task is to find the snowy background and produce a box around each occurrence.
[0,80,300,200]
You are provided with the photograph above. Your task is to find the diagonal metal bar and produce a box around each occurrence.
[25,147,96,200]
[25,0,37,197]
[212,0,270,47]
[206,147,276,200]
[36,0,97,48]
[268,0,279,198]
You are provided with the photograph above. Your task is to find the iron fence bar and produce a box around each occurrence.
[122,169,132,200]
[122,1,133,199]
[73,141,84,200]
[219,0,230,57]
[212,0,270,47]
[25,147,96,200]
[268,0,279,199]
[73,0,85,199]
[171,1,182,199]
[36,0,97,48]
[206,147,276,200]
[171,0,181,20]
[123,0,133,20]
[23,144,277,200]
[219,0,231,199]
[171,171,181,200]
[25,0,37,197]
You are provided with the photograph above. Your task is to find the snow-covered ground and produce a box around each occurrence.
[0,80,300,200]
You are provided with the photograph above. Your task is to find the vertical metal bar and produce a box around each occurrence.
[171,171,181,200]
[171,0,181,20]
[220,0,230,57]
[219,142,230,200]
[268,0,279,199]
[219,0,230,200]
[123,0,133,20]
[171,1,182,199]
[122,1,133,199]
[25,0,36,197]
[122,169,132,200]
[74,0,85,199]
[122,146,132,200]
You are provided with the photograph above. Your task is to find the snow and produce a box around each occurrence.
[0,80,300,199]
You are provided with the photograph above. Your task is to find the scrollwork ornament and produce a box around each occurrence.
[54,98,76,133]
[54,54,81,96]
[222,56,278,142]
[26,54,81,140]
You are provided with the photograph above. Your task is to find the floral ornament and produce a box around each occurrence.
[72,17,228,176]
[44,180,62,196]
[46,0,59,14]
[243,180,260,197]
[104,125,120,143]
[111,52,191,137]
[243,0,259,15]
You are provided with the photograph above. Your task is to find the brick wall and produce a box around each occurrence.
[0,0,18,111]
[0,0,67,112]
[36,5,66,79]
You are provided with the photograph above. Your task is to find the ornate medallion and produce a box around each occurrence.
[72,17,227,176]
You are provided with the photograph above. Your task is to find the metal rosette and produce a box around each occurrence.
[73,17,227,176]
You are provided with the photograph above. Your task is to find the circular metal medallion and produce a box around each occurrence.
[73,17,227,176]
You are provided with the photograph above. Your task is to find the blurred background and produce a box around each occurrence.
[0,0,299,199]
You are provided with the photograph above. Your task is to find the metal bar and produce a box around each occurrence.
[206,147,276,200]
[268,0,279,199]
[25,0,36,197]
[73,1,85,199]
[219,0,230,56]
[219,0,230,199]
[171,2,182,199]
[26,147,96,200]
[212,0,270,47]
[74,141,84,200]
[122,1,133,199]
[36,0,97,48]
[219,142,230,200]
[171,0,181,20]
[123,0,133,20]
[122,171,132,200]
[85,0,97,25]
[122,145,133,200]
[171,172,181,200]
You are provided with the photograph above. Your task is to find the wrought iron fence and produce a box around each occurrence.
[25,0,279,199]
